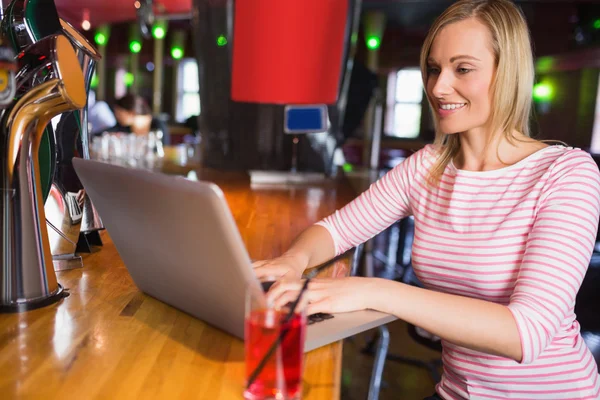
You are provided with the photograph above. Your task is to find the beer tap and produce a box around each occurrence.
[2,0,105,270]
[0,34,86,311]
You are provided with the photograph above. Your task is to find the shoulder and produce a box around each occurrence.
[540,147,600,200]
[544,146,600,180]
[396,144,440,171]
[381,144,442,189]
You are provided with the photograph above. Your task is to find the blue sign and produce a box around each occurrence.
[284,105,328,134]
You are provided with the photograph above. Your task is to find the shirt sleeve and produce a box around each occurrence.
[507,150,600,364]
[316,148,425,255]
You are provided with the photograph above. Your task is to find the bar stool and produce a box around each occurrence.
[350,243,390,400]
[359,215,443,386]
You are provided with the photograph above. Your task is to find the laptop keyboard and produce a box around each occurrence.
[260,281,334,325]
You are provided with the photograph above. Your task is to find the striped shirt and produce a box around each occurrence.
[317,144,600,399]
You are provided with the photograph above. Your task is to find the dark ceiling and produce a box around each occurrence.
[48,0,600,54]
[362,0,600,32]
[49,0,600,31]
[362,0,454,30]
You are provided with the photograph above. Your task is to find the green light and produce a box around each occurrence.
[342,163,353,173]
[90,73,98,89]
[129,40,142,53]
[533,82,553,102]
[171,47,184,60]
[366,36,380,50]
[124,72,134,87]
[94,32,107,46]
[152,26,166,40]
[536,57,554,74]
[152,20,168,40]
[594,19,600,29]
[217,35,227,46]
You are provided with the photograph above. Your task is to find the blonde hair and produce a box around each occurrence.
[420,0,535,183]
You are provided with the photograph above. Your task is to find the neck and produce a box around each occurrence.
[454,127,528,171]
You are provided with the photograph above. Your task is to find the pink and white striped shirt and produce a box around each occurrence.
[317,144,600,399]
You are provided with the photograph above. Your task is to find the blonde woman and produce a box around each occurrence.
[254,0,600,398]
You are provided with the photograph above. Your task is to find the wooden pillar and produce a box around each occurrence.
[361,11,386,168]
[153,19,167,115]
[171,30,186,120]
[95,25,110,101]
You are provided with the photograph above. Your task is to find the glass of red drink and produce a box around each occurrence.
[244,278,307,400]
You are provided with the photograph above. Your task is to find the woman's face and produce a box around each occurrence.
[425,18,497,136]
[114,106,135,127]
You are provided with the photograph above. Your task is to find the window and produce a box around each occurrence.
[385,68,424,138]
[176,59,201,122]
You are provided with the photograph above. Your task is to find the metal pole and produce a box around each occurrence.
[130,51,139,95]
[368,325,390,400]
[97,39,107,101]
[369,90,383,171]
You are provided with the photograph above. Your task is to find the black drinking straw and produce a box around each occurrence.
[246,250,352,390]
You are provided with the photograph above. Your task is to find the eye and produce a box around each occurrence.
[457,67,472,74]
[427,67,440,75]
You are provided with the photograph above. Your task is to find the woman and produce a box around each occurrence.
[254,0,600,398]
[104,94,152,135]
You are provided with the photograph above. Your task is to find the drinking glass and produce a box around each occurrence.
[244,277,307,400]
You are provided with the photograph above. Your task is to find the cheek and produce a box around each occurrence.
[469,76,494,111]
[425,79,434,99]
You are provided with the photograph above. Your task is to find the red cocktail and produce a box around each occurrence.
[244,308,306,400]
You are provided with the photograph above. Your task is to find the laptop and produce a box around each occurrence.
[72,158,396,352]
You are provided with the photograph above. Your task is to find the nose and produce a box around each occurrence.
[430,70,454,99]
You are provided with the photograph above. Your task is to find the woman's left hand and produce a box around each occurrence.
[265,277,380,315]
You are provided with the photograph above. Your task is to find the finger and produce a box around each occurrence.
[297,292,311,312]
[271,287,325,311]
[268,279,331,301]
[254,265,289,279]
[304,278,334,289]
[271,290,301,310]
[267,279,324,308]
[307,297,333,315]
[252,260,269,269]
[266,280,306,304]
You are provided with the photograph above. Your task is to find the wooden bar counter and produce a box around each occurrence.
[0,165,358,399]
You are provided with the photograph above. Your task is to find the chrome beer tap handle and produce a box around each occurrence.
[0,34,86,312]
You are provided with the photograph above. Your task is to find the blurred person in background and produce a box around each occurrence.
[104,94,152,135]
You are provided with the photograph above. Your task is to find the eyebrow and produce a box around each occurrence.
[427,55,481,64]
[450,55,481,62]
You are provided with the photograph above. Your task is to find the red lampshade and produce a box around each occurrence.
[231,0,348,105]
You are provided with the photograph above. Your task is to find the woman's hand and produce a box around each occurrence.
[252,253,308,280]
[265,277,380,315]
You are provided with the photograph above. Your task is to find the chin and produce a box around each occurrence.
[437,123,463,135]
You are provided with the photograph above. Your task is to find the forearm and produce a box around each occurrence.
[283,225,336,273]
[370,278,523,361]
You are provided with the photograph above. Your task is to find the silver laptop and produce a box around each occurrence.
[73,158,396,352]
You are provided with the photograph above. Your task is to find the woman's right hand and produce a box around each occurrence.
[252,253,308,280]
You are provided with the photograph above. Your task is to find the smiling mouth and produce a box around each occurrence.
[439,103,466,111]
